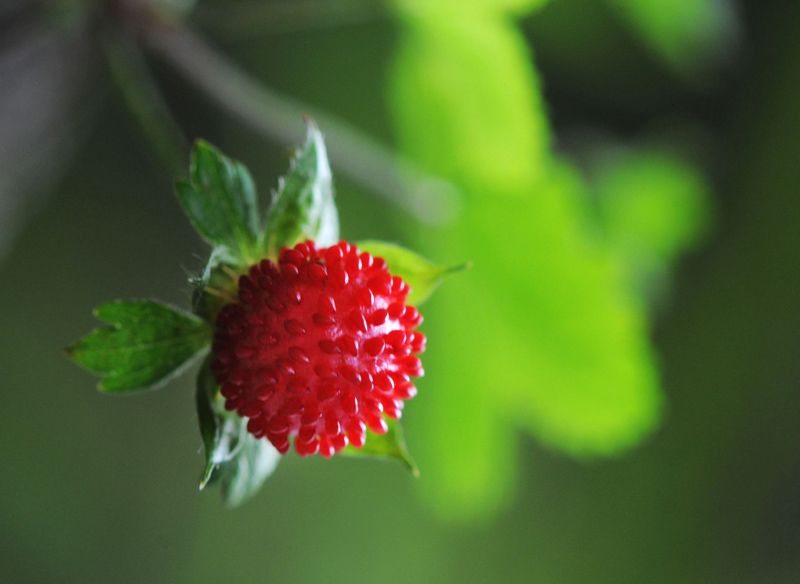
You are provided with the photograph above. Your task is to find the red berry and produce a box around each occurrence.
[212,240,425,457]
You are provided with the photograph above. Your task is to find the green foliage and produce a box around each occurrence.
[357,240,467,306]
[389,0,693,520]
[394,0,550,17]
[341,419,419,476]
[176,141,260,265]
[263,119,339,253]
[593,147,713,299]
[391,13,550,194]
[603,0,736,74]
[65,300,211,392]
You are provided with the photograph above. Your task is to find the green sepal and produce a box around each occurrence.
[65,300,211,393]
[263,118,339,254]
[190,246,240,323]
[196,355,223,488]
[357,240,467,306]
[341,419,420,476]
[218,431,281,508]
[176,140,260,265]
[195,356,280,506]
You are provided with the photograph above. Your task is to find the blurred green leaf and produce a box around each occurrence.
[66,300,211,392]
[390,13,550,195]
[341,419,419,476]
[390,6,664,520]
[592,147,712,305]
[176,140,260,264]
[357,240,467,306]
[603,0,737,73]
[595,148,712,263]
[462,165,662,456]
[394,0,550,18]
[263,119,339,253]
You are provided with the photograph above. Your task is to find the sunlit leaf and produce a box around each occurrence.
[357,240,467,306]
[394,0,550,18]
[341,419,419,476]
[65,300,211,393]
[390,13,551,195]
[594,147,712,264]
[390,5,664,520]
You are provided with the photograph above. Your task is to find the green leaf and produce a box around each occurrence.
[357,240,466,306]
[66,300,211,393]
[341,419,419,476]
[394,0,550,18]
[593,147,713,305]
[218,431,281,508]
[176,140,260,264]
[603,0,737,75]
[389,8,666,521]
[594,148,712,264]
[390,13,551,195]
[263,118,339,253]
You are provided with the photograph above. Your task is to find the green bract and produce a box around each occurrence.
[176,140,261,265]
[263,119,339,252]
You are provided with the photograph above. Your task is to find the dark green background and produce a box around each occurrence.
[2,0,799,582]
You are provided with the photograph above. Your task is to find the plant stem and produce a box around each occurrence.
[143,23,460,224]
[103,28,189,176]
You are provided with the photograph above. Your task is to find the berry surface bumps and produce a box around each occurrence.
[211,240,425,457]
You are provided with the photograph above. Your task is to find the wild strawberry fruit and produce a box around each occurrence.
[211,240,425,458]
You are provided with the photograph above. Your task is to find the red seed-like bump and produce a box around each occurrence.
[312,313,336,327]
[308,262,327,285]
[324,415,341,437]
[363,337,385,357]
[313,364,337,379]
[339,334,358,357]
[341,393,359,416]
[330,433,348,452]
[288,346,310,363]
[211,240,424,457]
[284,319,305,336]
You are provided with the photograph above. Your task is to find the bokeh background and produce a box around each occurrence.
[2,0,800,582]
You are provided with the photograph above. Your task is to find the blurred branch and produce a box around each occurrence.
[143,23,460,224]
[194,0,387,39]
[103,29,189,175]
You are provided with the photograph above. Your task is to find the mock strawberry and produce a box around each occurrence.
[211,240,425,457]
